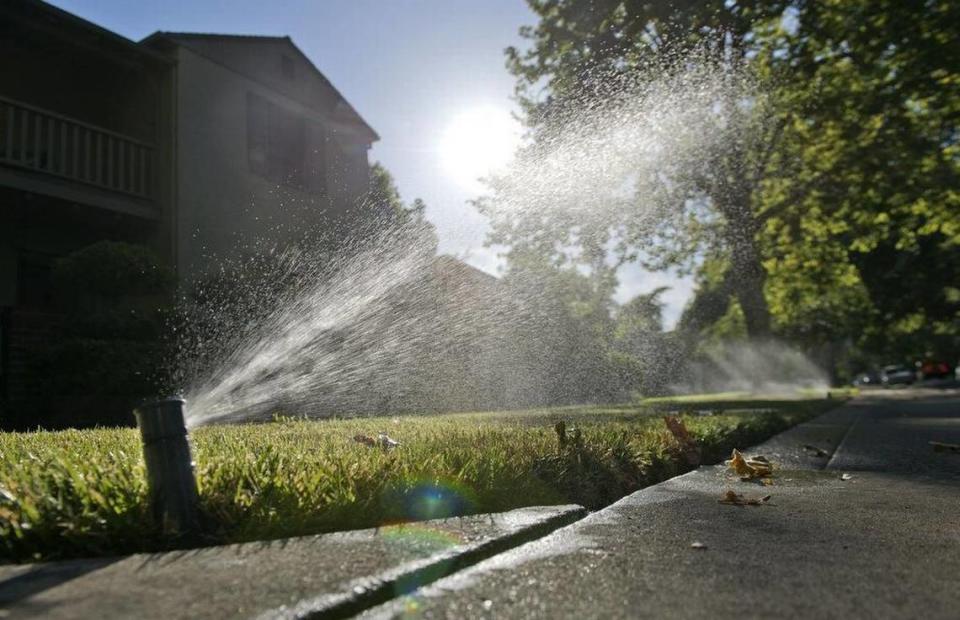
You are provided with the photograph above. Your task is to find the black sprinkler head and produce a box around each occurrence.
[134,397,200,537]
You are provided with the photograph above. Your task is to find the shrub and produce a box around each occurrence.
[51,241,174,303]
[17,242,175,428]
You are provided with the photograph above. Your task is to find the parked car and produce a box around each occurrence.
[919,360,953,380]
[881,365,916,386]
[852,370,882,386]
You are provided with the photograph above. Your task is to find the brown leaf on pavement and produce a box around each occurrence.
[718,489,772,506]
[930,441,960,453]
[726,449,774,480]
[803,444,829,458]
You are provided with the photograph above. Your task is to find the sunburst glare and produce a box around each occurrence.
[439,106,521,190]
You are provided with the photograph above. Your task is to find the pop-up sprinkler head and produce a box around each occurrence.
[134,397,200,537]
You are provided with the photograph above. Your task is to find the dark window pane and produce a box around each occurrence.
[247,91,308,189]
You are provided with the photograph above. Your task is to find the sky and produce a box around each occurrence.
[49,0,693,328]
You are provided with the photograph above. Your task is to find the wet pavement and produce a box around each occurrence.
[0,505,584,619]
[363,393,960,619]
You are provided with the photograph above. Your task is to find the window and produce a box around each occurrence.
[247,92,306,188]
[281,54,295,80]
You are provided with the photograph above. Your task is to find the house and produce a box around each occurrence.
[140,31,379,276]
[0,0,378,414]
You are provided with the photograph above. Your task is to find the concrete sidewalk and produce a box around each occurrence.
[0,505,584,619]
[365,392,960,619]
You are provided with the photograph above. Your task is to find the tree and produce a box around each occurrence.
[361,162,438,255]
[498,251,629,404]
[498,0,960,373]
[758,0,960,362]
[611,287,681,395]
[494,0,794,338]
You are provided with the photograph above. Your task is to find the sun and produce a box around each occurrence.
[439,106,521,190]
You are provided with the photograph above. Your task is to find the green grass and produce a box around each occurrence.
[641,391,758,404]
[640,387,857,407]
[0,395,844,563]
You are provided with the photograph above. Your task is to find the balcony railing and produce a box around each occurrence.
[0,95,155,199]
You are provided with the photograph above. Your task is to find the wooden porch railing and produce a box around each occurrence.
[0,95,156,199]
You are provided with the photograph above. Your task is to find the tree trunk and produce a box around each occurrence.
[731,241,772,339]
[719,197,772,339]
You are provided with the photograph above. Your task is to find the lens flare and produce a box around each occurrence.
[380,521,468,597]
[382,478,477,523]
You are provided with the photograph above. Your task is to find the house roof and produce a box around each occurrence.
[3,0,171,67]
[431,255,500,287]
[141,31,378,142]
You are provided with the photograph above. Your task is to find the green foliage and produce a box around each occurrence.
[362,162,439,254]
[0,397,838,561]
[615,287,666,337]
[701,300,748,348]
[756,0,960,362]
[30,340,165,400]
[18,242,175,428]
[51,241,174,302]
[505,0,789,120]
[610,287,682,395]
[497,0,795,338]
[499,255,626,402]
[505,0,960,370]
[496,259,678,400]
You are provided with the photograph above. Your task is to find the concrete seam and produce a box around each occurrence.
[823,403,864,471]
[265,506,588,620]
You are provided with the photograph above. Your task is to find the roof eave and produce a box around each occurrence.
[142,31,379,142]
[5,1,173,66]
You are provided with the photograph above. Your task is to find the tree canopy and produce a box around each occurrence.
[489,0,960,377]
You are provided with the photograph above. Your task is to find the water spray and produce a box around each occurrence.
[134,397,200,537]
[177,59,794,425]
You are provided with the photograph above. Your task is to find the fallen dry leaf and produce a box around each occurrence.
[930,441,960,454]
[664,416,701,465]
[746,455,774,475]
[840,473,853,481]
[803,444,829,458]
[718,489,772,506]
[353,433,401,449]
[690,541,708,550]
[726,449,774,480]
[727,449,754,477]
[377,432,401,449]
